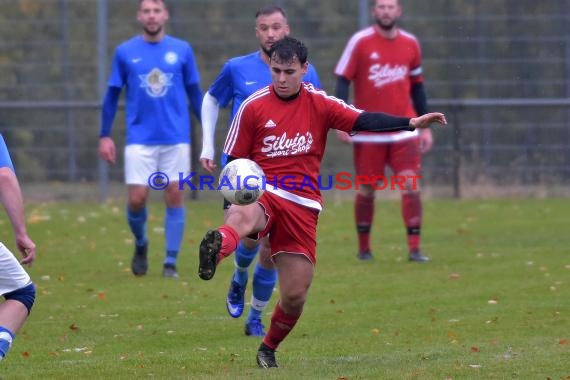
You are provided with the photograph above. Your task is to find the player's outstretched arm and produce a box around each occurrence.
[409,112,447,129]
[352,111,446,133]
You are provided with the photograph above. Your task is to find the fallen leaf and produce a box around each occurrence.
[22,351,30,358]
[448,331,459,340]
[27,215,51,224]
[448,273,460,280]
[371,328,380,335]
[98,292,106,300]
[471,346,480,352]
[488,299,498,305]
[559,339,568,345]
[69,323,79,331]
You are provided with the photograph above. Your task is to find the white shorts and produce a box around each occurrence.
[124,144,191,185]
[0,243,31,296]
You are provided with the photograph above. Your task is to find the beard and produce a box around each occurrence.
[375,18,396,31]
[261,45,272,58]
[143,25,163,37]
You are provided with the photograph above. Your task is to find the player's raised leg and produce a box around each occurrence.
[199,203,266,281]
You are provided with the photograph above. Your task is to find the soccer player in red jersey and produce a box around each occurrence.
[197,37,446,368]
[334,0,433,262]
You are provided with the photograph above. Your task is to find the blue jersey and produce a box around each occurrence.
[208,51,321,121]
[0,134,15,171]
[108,35,201,145]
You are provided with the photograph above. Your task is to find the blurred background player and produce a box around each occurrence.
[199,5,320,336]
[334,0,433,262]
[98,0,203,277]
[197,37,446,368]
[0,134,36,361]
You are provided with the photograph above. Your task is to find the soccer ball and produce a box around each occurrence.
[219,158,265,205]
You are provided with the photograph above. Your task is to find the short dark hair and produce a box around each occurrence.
[269,36,308,65]
[139,0,167,7]
[255,5,287,20]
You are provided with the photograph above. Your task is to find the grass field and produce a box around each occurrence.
[0,198,569,379]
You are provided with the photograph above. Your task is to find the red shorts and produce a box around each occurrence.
[353,137,421,178]
[256,192,319,264]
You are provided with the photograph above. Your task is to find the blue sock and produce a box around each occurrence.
[247,263,277,322]
[233,242,260,286]
[127,206,147,246]
[164,207,185,266]
[0,326,15,360]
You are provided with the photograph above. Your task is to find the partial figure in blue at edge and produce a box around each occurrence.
[199,5,321,336]
[98,0,203,278]
[0,134,37,361]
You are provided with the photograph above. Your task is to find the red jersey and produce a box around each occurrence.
[223,83,361,210]
[335,26,423,143]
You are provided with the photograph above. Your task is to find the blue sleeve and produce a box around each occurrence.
[208,61,234,108]
[99,86,121,137]
[108,48,126,88]
[305,64,321,88]
[183,44,203,121]
[183,44,201,87]
[0,134,15,171]
[186,83,203,122]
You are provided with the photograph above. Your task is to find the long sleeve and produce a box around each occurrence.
[200,91,220,160]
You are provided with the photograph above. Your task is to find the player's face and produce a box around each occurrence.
[137,0,169,38]
[372,0,402,31]
[255,12,290,56]
[270,56,308,98]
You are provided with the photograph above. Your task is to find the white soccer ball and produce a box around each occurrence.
[219,158,265,205]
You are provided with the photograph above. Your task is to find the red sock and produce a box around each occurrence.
[355,193,374,253]
[218,225,240,260]
[263,303,301,350]
[402,192,422,252]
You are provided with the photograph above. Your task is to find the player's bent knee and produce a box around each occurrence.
[4,283,36,314]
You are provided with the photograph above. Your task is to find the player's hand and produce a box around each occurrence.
[16,234,36,266]
[200,157,217,173]
[336,130,352,144]
[409,112,447,129]
[419,128,434,153]
[98,137,116,164]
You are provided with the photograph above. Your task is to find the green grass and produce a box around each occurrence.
[1,198,569,379]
